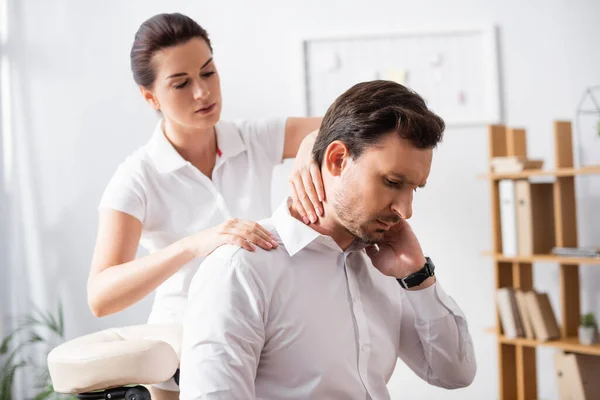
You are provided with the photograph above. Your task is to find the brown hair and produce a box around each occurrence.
[130,13,212,88]
[312,80,445,166]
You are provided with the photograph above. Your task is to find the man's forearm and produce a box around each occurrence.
[400,282,477,388]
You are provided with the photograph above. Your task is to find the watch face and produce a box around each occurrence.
[426,257,435,274]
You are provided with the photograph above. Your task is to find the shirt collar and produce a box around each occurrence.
[215,120,246,162]
[272,198,369,257]
[146,120,247,174]
[146,121,187,173]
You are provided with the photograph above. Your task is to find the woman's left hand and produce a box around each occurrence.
[288,130,325,224]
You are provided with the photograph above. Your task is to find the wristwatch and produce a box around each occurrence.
[396,257,435,289]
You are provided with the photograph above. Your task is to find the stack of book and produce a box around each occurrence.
[499,181,556,256]
[496,288,560,341]
[554,351,600,399]
[552,247,600,258]
[491,156,544,173]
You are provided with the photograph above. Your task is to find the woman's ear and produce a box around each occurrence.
[139,86,160,111]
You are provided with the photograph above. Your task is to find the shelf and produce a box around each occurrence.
[498,335,600,356]
[486,328,600,356]
[478,165,600,180]
[486,122,590,399]
[481,252,600,265]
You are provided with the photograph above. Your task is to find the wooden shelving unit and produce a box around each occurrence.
[497,336,600,357]
[481,252,600,265]
[479,165,600,180]
[483,121,600,400]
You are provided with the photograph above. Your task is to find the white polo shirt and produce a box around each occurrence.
[98,118,286,324]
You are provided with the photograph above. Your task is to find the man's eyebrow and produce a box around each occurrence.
[390,173,426,188]
[166,58,214,80]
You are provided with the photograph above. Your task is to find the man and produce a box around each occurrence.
[180,80,477,399]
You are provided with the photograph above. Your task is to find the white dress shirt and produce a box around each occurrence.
[98,118,285,324]
[180,199,477,400]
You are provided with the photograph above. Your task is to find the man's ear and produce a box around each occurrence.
[323,141,351,177]
[139,85,160,111]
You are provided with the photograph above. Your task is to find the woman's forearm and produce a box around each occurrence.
[87,238,196,317]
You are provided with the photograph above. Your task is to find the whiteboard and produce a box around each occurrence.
[302,26,502,126]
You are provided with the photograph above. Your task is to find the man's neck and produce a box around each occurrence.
[289,202,355,251]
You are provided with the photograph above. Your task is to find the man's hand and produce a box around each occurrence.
[366,219,434,289]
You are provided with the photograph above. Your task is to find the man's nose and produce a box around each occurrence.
[391,191,413,220]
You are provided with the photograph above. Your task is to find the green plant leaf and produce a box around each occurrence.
[36,367,51,387]
[58,303,65,338]
[1,345,23,375]
[30,332,44,343]
[1,300,69,399]
[0,361,26,400]
[19,314,42,326]
[33,383,56,400]
[581,312,597,327]
[0,332,16,355]
[0,322,37,355]
[32,306,61,337]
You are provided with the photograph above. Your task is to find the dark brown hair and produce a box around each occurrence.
[312,80,445,166]
[130,13,212,88]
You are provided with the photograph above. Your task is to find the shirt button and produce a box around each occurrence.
[352,295,359,303]
[361,344,369,352]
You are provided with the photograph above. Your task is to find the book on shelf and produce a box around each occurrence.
[491,156,544,173]
[551,247,600,258]
[515,181,555,256]
[554,351,600,400]
[499,180,518,256]
[497,180,556,257]
[496,288,522,339]
[524,291,560,341]
[514,290,535,339]
[496,288,560,341]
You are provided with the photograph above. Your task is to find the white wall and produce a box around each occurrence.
[4,0,600,399]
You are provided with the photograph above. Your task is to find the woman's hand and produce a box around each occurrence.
[186,218,279,257]
[288,130,325,224]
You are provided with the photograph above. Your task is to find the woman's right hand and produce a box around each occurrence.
[288,130,324,224]
[186,218,279,257]
[88,212,279,318]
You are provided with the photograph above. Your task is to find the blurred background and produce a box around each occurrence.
[1,0,599,399]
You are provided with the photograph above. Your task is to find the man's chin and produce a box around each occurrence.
[341,221,384,245]
[355,230,385,245]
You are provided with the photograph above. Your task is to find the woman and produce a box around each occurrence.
[87,12,323,397]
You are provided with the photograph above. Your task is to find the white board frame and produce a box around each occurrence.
[296,25,502,127]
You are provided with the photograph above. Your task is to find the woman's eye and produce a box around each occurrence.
[174,80,188,89]
[201,71,215,78]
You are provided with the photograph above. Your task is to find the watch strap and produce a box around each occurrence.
[397,257,435,289]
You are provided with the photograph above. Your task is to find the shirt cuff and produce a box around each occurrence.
[404,281,465,321]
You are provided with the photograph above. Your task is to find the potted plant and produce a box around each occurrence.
[0,302,75,399]
[579,312,598,345]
